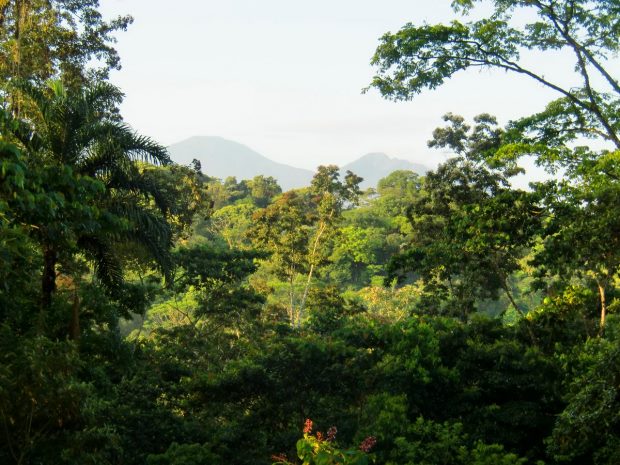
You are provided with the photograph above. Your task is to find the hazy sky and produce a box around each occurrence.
[99,0,574,173]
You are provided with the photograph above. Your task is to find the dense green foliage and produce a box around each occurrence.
[1,1,619,464]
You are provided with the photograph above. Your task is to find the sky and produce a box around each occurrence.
[98,0,579,176]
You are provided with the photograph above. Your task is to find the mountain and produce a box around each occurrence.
[168,137,429,191]
[167,136,314,191]
[342,152,428,189]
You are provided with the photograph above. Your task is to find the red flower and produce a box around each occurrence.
[303,418,313,434]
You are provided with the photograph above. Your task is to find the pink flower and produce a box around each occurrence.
[327,426,337,442]
[359,436,377,453]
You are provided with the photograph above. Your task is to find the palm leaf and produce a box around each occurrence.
[77,235,123,292]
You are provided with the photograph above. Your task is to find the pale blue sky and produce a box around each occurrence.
[99,0,577,175]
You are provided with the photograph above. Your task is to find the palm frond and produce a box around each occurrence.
[77,235,123,292]
[7,78,175,290]
[103,121,170,166]
[108,200,173,274]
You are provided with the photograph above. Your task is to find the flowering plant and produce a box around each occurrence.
[272,419,376,465]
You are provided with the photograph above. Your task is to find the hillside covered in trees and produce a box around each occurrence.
[1,1,620,464]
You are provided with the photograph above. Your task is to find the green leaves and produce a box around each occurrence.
[387,156,541,319]
[7,80,176,311]
[530,162,620,330]
[291,429,374,465]
[0,326,90,463]
[548,321,620,463]
[368,21,472,99]
[249,166,363,326]
[369,0,620,149]
[0,0,133,86]
[367,17,524,102]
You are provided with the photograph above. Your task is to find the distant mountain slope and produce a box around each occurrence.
[342,153,428,189]
[167,136,314,191]
[168,137,429,191]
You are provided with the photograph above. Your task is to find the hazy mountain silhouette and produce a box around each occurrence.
[168,137,428,191]
[167,136,314,191]
[342,152,428,189]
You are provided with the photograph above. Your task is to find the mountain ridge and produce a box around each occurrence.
[167,136,428,190]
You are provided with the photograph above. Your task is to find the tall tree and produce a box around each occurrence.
[248,190,313,326]
[388,115,541,324]
[249,166,362,327]
[367,3,620,332]
[8,80,172,334]
[299,166,363,319]
[367,0,620,151]
[532,165,620,332]
[388,157,540,322]
[0,0,132,90]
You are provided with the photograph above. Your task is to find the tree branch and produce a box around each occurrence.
[538,1,620,147]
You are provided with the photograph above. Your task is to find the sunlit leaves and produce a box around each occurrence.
[369,0,620,149]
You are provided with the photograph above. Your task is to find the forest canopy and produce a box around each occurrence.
[1,1,619,464]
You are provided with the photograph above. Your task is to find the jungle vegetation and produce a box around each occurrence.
[1,1,619,464]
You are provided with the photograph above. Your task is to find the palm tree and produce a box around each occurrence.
[9,79,173,335]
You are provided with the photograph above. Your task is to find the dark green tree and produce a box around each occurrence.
[7,80,171,335]
[532,169,620,332]
[388,117,541,322]
[548,317,620,464]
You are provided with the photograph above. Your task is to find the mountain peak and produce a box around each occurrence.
[169,136,265,162]
[167,136,314,190]
[343,153,428,189]
[358,152,390,159]
[355,152,390,162]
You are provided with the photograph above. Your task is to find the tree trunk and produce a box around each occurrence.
[11,0,28,117]
[38,246,56,333]
[288,275,296,328]
[501,275,538,346]
[298,262,316,327]
[68,287,80,340]
[598,281,607,335]
[41,247,57,308]
[298,221,328,325]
